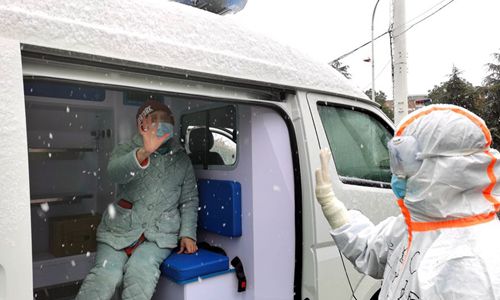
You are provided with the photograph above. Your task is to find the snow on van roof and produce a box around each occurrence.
[0,0,370,101]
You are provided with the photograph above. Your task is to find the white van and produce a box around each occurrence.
[0,1,399,299]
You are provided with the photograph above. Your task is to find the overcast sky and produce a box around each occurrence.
[231,0,500,99]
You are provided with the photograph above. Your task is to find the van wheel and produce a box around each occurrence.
[370,289,380,300]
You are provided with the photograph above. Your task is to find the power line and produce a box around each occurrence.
[329,31,389,64]
[405,0,449,25]
[330,0,456,63]
[393,0,456,38]
[363,58,392,90]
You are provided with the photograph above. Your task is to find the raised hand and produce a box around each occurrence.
[315,148,333,192]
[138,115,171,154]
[314,148,349,229]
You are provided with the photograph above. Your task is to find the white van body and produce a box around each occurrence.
[0,1,399,299]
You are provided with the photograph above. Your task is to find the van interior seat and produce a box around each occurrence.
[160,179,242,283]
[188,127,225,165]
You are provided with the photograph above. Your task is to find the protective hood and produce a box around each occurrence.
[396,104,500,222]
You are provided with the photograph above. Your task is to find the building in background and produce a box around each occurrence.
[172,0,247,14]
[384,94,432,114]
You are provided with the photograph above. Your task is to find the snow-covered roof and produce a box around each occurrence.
[0,0,370,101]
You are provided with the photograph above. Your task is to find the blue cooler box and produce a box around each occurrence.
[160,249,230,284]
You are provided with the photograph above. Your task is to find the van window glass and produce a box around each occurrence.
[24,79,105,101]
[181,105,237,167]
[317,104,392,184]
[123,91,164,106]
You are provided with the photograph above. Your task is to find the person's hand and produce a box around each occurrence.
[315,148,349,229]
[177,237,198,254]
[138,114,170,155]
[315,148,333,201]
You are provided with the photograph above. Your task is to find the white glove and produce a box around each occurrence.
[315,148,348,229]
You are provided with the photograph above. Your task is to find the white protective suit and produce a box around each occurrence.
[329,105,500,299]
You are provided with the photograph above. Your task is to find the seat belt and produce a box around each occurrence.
[230,257,247,292]
[197,242,247,292]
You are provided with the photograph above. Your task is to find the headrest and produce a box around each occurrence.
[188,127,214,154]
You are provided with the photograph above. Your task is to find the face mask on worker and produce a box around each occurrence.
[387,136,423,199]
[156,122,174,142]
[391,175,407,199]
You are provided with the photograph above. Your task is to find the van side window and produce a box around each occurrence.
[181,105,237,168]
[24,79,105,102]
[317,103,392,185]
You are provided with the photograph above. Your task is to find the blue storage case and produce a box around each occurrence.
[197,179,242,237]
[161,249,229,283]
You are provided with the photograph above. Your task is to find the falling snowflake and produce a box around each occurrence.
[107,204,116,219]
[40,202,50,212]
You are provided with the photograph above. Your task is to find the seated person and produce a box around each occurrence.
[77,100,199,300]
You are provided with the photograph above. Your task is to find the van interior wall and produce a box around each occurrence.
[26,96,115,259]
[25,88,120,291]
[194,105,296,299]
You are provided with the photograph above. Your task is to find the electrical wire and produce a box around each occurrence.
[376,59,392,79]
[405,0,450,25]
[330,26,393,64]
[363,58,392,90]
[389,26,395,93]
[338,245,359,300]
[330,0,457,63]
[329,31,389,64]
[393,0,456,38]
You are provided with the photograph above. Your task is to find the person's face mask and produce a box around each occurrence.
[156,122,174,142]
[391,174,407,199]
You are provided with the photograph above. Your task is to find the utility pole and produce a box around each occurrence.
[371,0,381,103]
[392,0,408,125]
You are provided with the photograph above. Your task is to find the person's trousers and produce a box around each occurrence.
[76,241,171,300]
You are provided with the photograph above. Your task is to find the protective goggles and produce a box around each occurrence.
[387,136,423,178]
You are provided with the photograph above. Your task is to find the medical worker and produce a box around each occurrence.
[315,104,500,299]
[77,100,199,300]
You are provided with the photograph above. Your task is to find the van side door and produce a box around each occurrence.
[306,92,398,300]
